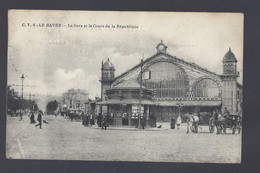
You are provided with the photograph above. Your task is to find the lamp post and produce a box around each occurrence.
[138,59,144,129]
[32,94,35,111]
[20,74,25,120]
[176,102,183,119]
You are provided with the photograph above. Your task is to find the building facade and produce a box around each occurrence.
[99,41,243,125]
[60,89,89,114]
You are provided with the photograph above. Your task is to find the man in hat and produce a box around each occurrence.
[30,111,36,124]
[35,110,43,129]
[170,116,176,129]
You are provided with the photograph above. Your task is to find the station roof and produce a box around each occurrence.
[158,100,222,107]
[98,99,222,107]
[98,99,155,105]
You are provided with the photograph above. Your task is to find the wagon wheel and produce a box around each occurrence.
[190,125,195,132]
[223,125,227,134]
[237,123,241,134]
[216,125,222,135]
[192,123,198,133]
[232,125,236,134]
[209,125,215,133]
[209,118,215,133]
[216,126,219,134]
[238,127,241,134]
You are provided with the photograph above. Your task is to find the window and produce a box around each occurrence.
[143,62,188,98]
[131,105,144,119]
[194,79,219,98]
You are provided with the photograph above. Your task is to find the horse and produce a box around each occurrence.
[215,114,227,134]
[186,114,200,133]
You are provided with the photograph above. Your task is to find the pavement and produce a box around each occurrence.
[6,114,242,163]
[89,123,168,131]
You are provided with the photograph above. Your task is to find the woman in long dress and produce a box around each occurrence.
[176,115,182,130]
[30,111,36,124]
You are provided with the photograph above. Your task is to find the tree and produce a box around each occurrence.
[7,86,20,115]
[46,100,59,115]
[7,86,40,116]
[61,89,88,109]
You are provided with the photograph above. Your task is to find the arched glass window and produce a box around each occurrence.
[193,79,219,98]
[143,62,188,98]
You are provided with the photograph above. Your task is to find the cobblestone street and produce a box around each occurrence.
[6,115,241,163]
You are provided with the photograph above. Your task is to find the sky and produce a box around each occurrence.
[8,10,243,100]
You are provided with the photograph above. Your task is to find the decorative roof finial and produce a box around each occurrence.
[156,40,167,53]
[108,58,110,61]
[229,47,231,51]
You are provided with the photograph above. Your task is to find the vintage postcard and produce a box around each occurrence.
[7,10,243,163]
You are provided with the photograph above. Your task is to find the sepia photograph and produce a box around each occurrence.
[6,10,243,163]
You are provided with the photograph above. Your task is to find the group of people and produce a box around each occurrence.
[170,115,182,130]
[97,113,109,130]
[29,110,44,129]
[82,112,95,127]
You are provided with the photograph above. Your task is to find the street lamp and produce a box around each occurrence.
[176,102,183,119]
[20,74,25,120]
[32,94,35,111]
[138,59,144,129]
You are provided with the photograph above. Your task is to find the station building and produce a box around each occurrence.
[98,41,243,126]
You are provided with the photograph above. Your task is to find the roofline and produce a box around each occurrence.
[113,51,220,81]
[106,87,153,92]
[222,59,238,63]
[113,52,161,81]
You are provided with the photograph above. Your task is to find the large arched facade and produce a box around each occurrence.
[141,60,189,98]
[97,42,242,125]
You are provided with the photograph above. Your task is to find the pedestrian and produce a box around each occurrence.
[170,116,176,129]
[30,111,36,124]
[81,112,86,126]
[35,110,43,129]
[19,111,23,121]
[90,113,95,126]
[223,107,230,119]
[186,114,193,134]
[176,115,181,130]
[101,114,108,130]
[86,113,90,126]
[97,113,102,127]
[142,116,146,129]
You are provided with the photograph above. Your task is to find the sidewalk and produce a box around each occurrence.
[84,122,170,131]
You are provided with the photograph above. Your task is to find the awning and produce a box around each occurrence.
[98,99,221,107]
[98,99,156,105]
[158,100,222,107]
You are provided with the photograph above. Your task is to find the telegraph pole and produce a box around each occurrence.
[139,59,144,129]
[176,102,183,119]
[20,74,25,120]
[32,94,35,111]
[101,60,103,115]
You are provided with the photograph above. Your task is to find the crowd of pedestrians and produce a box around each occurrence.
[28,110,45,129]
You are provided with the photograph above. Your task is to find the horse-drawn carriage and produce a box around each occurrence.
[61,109,83,121]
[209,113,242,135]
[187,112,213,133]
[187,111,241,134]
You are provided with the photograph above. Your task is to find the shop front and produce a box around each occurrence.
[100,87,156,127]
